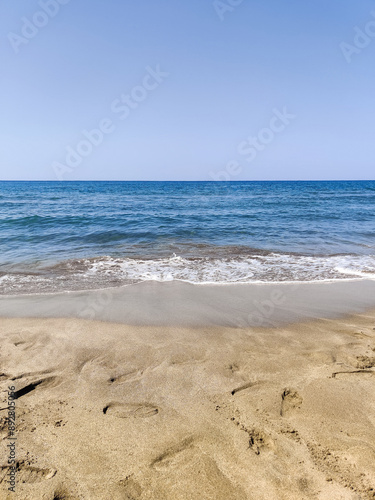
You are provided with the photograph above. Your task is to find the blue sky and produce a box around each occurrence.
[0,0,374,180]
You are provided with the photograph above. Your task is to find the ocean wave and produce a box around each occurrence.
[0,252,374,295]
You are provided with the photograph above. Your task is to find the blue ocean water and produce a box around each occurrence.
[0,181,374,294]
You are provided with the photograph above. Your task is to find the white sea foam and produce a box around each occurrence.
[0,252,374,295]
[84,253,375,284]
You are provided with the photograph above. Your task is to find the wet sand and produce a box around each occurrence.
[1,279,375,327]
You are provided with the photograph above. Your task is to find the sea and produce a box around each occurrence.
[0,180,374,295]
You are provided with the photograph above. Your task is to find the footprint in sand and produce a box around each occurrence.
[103,402,159,419]
[116,476,142,499]
[227,363,240,373]
[280,388,303,416]
[108,370,143,385]
[13,376,59,399]
[356,355,375,369]
[51,487,76,500]
[150,437,248,499]
[150,436,195,469]
[248,428,276,455]
[231,380,263,396]
[0,461,56,484]
[230,417,276,455]
[13,340,28,348]
[9,331,50,351]
[10,369,54,382]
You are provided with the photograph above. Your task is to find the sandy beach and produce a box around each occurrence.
[1,303,375,499]
[2,0,375,496]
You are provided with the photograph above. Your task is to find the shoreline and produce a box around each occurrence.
[1,274,374,296]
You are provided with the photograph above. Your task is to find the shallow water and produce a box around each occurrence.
[0,180,374,294]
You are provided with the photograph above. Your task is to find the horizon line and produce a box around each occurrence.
[0,179,374,183]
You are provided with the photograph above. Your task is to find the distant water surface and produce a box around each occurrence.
[0,181,374,294]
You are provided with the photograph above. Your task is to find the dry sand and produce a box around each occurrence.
[1,312,375,499]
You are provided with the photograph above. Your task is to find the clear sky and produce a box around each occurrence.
[0,0,374,181]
